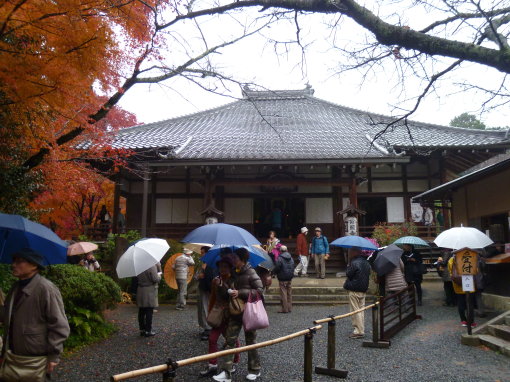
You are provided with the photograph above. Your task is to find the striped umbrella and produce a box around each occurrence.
[393,236,430,247]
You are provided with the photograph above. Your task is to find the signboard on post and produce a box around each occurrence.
[345,216,358,236]
[453,248,478,277]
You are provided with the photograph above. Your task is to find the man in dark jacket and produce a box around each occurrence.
[1,249,70,380]
[343,246,371,339]
[274,245,295,313]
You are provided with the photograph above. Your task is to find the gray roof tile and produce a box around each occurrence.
[111,89,509,160]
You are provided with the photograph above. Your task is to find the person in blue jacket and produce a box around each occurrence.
[310,227,329,279]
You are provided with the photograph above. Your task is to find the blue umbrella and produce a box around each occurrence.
[182,223,260,247]
[330,235,378,251]
[394,236,430,247]
[201,245,269,269]
[0,213,68,265]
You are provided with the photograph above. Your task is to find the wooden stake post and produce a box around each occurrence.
[453,248,478,335]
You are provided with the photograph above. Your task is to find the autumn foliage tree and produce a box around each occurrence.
[0,0,155,222]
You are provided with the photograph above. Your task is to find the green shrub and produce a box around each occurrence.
[43,265,121,312]
[43,265,121,350]
[0,264,16,294]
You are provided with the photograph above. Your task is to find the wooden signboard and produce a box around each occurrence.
[453,248,478,275]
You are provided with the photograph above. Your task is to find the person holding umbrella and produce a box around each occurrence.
[343,246,371,339]
[213,248,264,382]
[137,264,161,337]
[173,248,195,310]
[401,244,424,306]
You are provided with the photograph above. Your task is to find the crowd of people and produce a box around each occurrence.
[0,225,502,382]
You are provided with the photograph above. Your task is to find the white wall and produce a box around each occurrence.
[306,198,333,223]
[386,197,405,222]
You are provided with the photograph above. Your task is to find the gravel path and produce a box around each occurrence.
[53,282,510,382]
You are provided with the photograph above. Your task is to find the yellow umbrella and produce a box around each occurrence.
[163,253,195,289]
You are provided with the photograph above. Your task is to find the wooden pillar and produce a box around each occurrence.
[111,176,121,234]
[402,164,410,221]
[149,173,157,235]
[141,168,150,237]
[215,169,225,219]
[349,171,358,208]
[332,167,342,238]
[367,167,372,193]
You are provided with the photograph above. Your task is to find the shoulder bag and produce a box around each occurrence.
[242,292,269,332]
[206,305,225,328]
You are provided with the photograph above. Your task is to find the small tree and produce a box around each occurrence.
[450,113,486,130]
[372,221,418,247]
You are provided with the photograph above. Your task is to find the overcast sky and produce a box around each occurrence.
[118,2,510,130]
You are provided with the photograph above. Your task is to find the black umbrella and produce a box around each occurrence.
[373,244,403,276]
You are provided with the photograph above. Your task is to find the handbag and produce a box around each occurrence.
[0,288,47,382]
[206,305,225,328]
[242,292,269,332]
[229,296,245,315]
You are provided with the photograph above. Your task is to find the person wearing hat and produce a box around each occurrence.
[0,248,70,381]
[173,248,195,310]
[294,227,309,277]
[310,227,329,279]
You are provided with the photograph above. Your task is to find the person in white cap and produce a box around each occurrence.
[173,248,195,310]
[294,227,309,277]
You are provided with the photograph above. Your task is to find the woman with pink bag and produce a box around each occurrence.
[213,248,265,382]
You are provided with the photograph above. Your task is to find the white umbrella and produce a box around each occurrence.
[434,226,493,250]
[116,238,170,278]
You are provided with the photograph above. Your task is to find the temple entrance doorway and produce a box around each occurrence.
[254,197,305,239]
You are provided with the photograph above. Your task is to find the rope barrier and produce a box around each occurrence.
[314,301,379,324]
[111,325,322,381]
[111,301,381,381]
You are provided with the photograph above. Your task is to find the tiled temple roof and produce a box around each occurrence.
[111,87,509,162]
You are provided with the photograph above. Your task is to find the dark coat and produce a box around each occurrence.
[344,256,371,293]
[401,251,423,283]
[233,263,264,302]
[274,252,295,282]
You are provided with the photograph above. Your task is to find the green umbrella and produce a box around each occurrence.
[393,236,430,247]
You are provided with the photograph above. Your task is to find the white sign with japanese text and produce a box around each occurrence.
[462,275,475,292]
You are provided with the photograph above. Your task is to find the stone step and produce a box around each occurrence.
[266,286,347,296]
[488,324,510,342]
[264,293,349,302]
[478,334,510,357]
[505,316,510,326]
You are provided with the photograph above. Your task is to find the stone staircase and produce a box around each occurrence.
[264,276,351,305]
[462,310,510,357]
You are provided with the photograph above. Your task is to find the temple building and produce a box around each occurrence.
[108,87,510,244]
